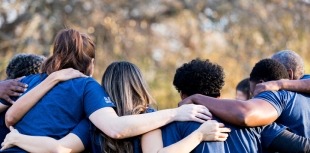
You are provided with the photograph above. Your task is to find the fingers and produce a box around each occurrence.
[215,132,229,141]
[15,76,25,81]
[192,117,207,124]
[1,141,7,150]
[196,113,212,121]
[197,105,212,117]
[219,127,231,133]
[3,96,14,104]
[218,123,225,128]
[9,126,14,131]
[12,79,28,88]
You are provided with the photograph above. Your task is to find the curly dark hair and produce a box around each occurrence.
[173,58,225,98]
[6,53,46,79]
[250,58,289,83]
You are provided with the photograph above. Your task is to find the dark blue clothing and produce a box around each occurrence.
[162,120,285,153]
[0,111,9,143]
[255,90,310,137]
[0,73,114,152]
[89,107,156,153]
[301,74,310,79]
[71,119,91,150]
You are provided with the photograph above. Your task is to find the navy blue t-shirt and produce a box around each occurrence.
[0,111,9,143]
[89,107,156,153]
[71,118,91,150]
[301,74,310,79]
[0,73,114,152]
[162,119,285,153]
[255,90,310,137]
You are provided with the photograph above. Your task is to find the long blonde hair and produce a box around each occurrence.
[100,61,156,153]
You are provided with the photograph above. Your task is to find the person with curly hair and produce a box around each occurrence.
[253,50,310,96]
[6,53,46,79]
[142,58,310,153]
[0,29,220,153]
[0,53,46,144]
[179,59,310,143]
[235,78,250,100]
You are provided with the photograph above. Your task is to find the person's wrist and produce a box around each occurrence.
[49,72,62,83]
[277,80,284,90]
[194,128,204,142]
[171,108,179,121]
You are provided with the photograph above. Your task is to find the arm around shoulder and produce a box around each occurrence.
[182,94,278,126]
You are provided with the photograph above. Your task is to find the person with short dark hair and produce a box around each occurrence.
[6,53,46,79]
[179,58,310,139]
[173,59,224,98]
[142,58,310,153]
[236,78,250,100]
[253,50,310,96]
[0,53,45,143]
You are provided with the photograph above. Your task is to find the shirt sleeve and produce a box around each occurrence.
[260,123,287,148]
[254,90,289,116]
[70,119,91,149]
[301,74,310,79]
[83,79,115,117]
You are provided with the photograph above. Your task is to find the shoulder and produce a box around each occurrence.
[21,73,46,84]
[254,90,294,101]
[301,74,310,79]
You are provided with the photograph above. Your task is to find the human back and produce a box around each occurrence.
[161,59,286,152]
[250,59,310,137]
[255,90,310,137]
[1,29,114,152]
[0,53,46,143]
[92,61,156,153]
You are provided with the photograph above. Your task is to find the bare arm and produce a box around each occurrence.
[1,127,84,153]
[254,79,310,96]
[5,69,86,127]
[89,104,212,139]
[141,120,230,153]
[179,94,278,127]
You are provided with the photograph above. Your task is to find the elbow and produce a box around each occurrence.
[105,130,126,139]
[5,114,17,127]
[235,112,253,127]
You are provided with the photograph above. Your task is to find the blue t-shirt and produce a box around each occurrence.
[0,73,114,152]
[301,74,310,79]
[89,107,156,153]
[255,90,310,137]
[71,118,91,151]
[162,119,285,153]
[0,111,9,143]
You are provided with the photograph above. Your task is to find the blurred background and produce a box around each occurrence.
[0,0,310,109]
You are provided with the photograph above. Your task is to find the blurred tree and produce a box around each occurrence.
[1,0,310,109]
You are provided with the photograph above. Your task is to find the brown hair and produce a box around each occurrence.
[41,29,95,75]
[99,61,156,153]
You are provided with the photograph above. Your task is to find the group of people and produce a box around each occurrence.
[0,28,308,153]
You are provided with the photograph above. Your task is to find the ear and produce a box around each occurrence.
[180,92,188,100]
[287,69,294,80]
